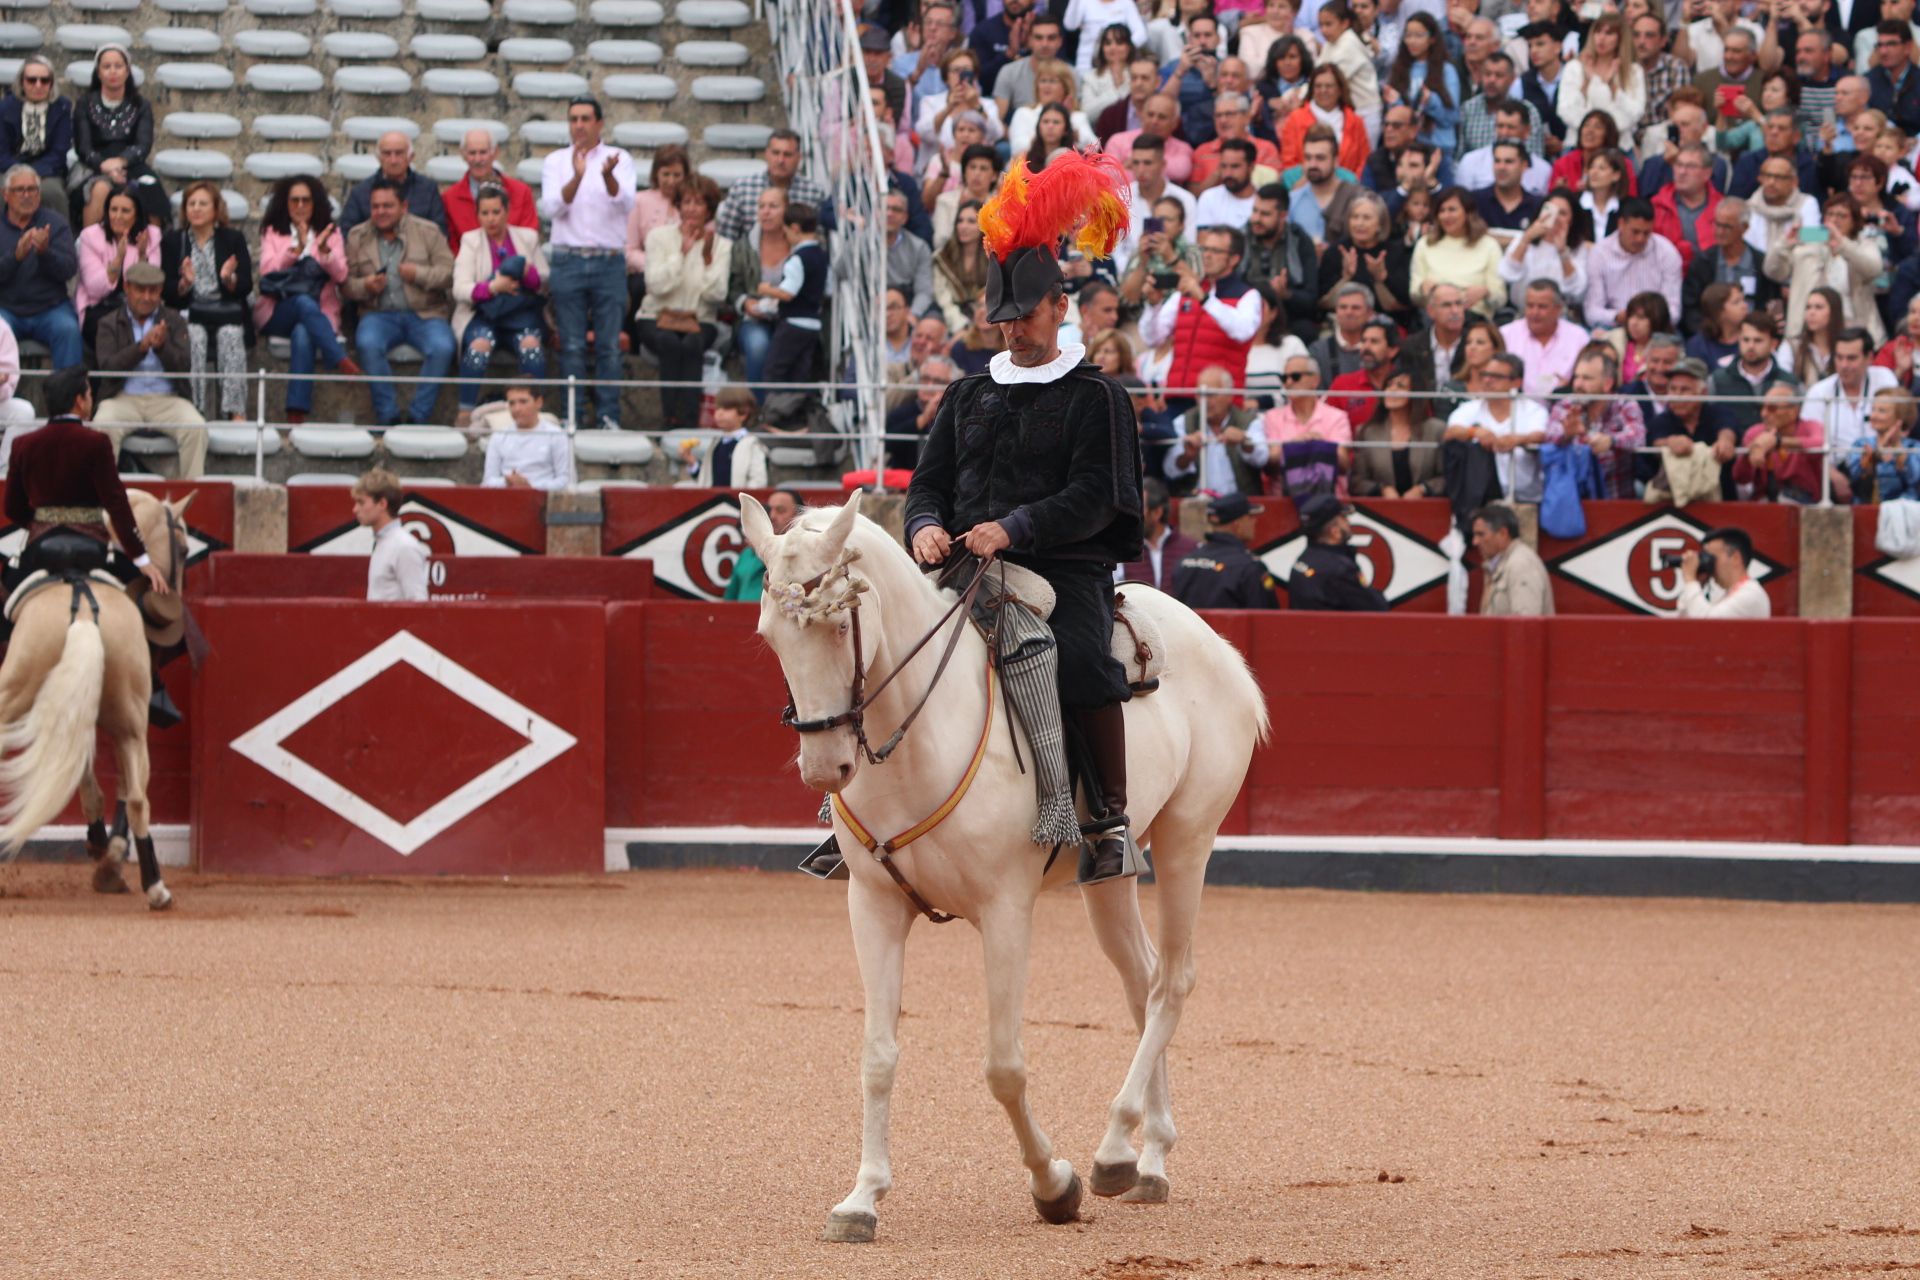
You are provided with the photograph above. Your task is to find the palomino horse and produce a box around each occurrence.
[0,490,191,909]
[740,491,1269,1242]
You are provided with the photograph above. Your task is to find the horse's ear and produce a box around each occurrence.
[169,491,197,518]
[739,492,773,559]
[819,490,862,561]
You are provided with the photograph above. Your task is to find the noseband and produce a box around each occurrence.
[778,550,995,767]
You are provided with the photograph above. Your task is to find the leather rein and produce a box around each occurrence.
[779,553,999,925]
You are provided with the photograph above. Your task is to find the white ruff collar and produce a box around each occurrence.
[989,342,1086,386]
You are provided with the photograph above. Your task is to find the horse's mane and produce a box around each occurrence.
[779,505,951,608]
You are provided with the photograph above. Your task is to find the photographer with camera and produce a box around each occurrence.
[1672,526,1773,618]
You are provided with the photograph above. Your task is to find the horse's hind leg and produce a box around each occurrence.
[1094,830,1208,1198]
[825,875,913,1243]
[110,730,169,911]
[1081,875,1173,1202]
[79,769,127,895]
[978,901,1080,1224]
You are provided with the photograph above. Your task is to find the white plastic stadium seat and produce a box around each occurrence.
[0,0,48,9]
[432,117,509,145]
[244,0,316,13]
[602,72,675,101]
[328,0,402,15]
[423,68,500,95]
[70,0,138,9]
[154,0,228,11]
[169,187,248,220]
[342,115,420,142]
[247,151,326,181]
[207,426,283,457]
[703,122,770,150]
[514,157,546,184]
[503,0,576,20]
[587,38,661,64]
[234,30,312,57]
[252,114,331,141]
[697,158,763,188]
[422,156,467,182]
[767,445,823,468]
[154,62,233,91]
[410,34,488,61]
[287,472,361,485]
[573,432,656,466]
[500,37,575,63]
[0,60,22,84]
[675,0,749,25]
[55,24,129,51]
[162,111,241,139]
[519,119,570,147]
[332,154,379,181]
[512,71,589,98]
[336,66,413,95]
[291,426,378,459]
[613,120,687,148]
[0,23,42,50]
[590,0,662,22]
[692,75,765,103]
[383,427,468,461]
[415,0,490,18]
[153,148,234,180]
[120,433,179,459]
[674,39,747,66]
[244,64,323,92]
[323,32,400,59]
[141,27,223,55]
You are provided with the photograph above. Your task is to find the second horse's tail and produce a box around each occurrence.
[0,615,104,852]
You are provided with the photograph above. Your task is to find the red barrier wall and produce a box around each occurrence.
[1851,508,1920,617]
[198,553,654,600]
[288,487,546,555]
[1245,498,1456,611]
[192,601,605,875]
[602,488,815,600]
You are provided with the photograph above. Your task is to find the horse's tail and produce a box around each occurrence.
[0,615,104,853]
[1219,635,1271,747]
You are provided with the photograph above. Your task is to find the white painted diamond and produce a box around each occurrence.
[614,494,746,600]
[229,630,577,855]
[1551,510,1777,617]
[1258,511,1450,604]
[1863,552,1920,602]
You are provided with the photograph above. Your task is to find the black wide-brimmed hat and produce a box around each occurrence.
[978,151,1131,324]
[984,246,1064,324]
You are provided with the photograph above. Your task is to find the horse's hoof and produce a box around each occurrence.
[821,1210,876,1244]
[1091,1160,1138,1198]
[1034,1171,1083,1224]
[1119,1174,1170,1204]
[145,882,173,912]
[90,858,129,894]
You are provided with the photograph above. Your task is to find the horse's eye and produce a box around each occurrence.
[837,620,849,638]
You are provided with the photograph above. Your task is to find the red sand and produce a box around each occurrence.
[2,865,1916,1279]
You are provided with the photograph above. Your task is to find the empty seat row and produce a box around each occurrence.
[0,0,748,22]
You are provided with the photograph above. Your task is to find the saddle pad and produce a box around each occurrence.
[4,569,125,624]
[1111,591,1167,689]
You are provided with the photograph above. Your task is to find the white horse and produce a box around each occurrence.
[740,491,1268,1242]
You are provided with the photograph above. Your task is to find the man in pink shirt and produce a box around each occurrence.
[1258,351,1354,496]
[1498,279,1590,404]
[1104,94,1195,185]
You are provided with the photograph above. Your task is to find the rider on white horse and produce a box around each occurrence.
[903,150,1144,885]
[2,366,178,725]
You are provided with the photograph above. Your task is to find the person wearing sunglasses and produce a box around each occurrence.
[0,58,72,222]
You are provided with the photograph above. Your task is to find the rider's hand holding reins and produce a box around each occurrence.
[961,522,1010,559]
[140,562,170,597]
[911,526,951,565]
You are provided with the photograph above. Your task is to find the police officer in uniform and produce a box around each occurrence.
[3,366,179,722]
[1286,492,1388,611]
[1170,493,1279,609]
[905,151,1145,884]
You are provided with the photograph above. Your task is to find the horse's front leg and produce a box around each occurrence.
[110,729,168,912]
[825,874,914,1243]
[979,900,1081,1224]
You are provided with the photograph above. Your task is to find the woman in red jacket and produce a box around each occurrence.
[1278,63,1371,177]
[1549,109,1639,195]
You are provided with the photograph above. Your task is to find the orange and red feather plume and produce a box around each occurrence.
[978,150,1132,263]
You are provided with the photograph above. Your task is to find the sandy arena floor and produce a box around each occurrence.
[1,864,1916,1280]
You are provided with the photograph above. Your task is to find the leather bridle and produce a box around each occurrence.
[780,551,995,767]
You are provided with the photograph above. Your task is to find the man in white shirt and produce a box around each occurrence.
[1806,328,1899,454]
[354,468,428,602]
[483,385,576,490]
[1162,365,1269,494]
[539,96,636,432]
[1114,133,1196,270]
[1193,139,1258,229]
[1455,101,1552,195]
[0,313,36,476]
[1687,0,1765,75]
[1676,525,1772,618]
[1444,352,1548,500]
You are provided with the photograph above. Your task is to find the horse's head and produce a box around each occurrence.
[742,489,874,793]
[128,490,194,590]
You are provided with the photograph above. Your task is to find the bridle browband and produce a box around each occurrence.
[779,550,995,767]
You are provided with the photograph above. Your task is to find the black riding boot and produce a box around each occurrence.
[148,645,182,729]
[1073,703,1134,884]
